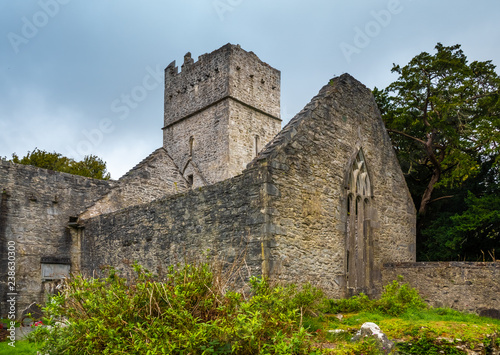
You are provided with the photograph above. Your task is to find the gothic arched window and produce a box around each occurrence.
[348,149,371,198]
[345,149,373,295]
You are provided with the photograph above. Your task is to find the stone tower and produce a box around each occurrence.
[162,44,281,187]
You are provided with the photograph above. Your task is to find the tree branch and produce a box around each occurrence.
[386,129,427,146]
[428,195,454,204]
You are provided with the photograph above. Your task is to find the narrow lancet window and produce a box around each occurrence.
[189,136,194,157]
[254,135,260,157]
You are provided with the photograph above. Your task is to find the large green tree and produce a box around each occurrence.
[374,43,500,260]
[11,148,111,180]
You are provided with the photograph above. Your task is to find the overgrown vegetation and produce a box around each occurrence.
[10,148,111,180]
[28,261,323,354]
[321,278,426,317]
[24,262,500,354]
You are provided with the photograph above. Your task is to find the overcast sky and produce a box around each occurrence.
[1,0,499,179]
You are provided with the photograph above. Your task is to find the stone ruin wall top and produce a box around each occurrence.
[163,43,281,129]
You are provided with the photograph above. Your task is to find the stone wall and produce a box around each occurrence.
[80,75,416,299]
[228,99,281,178]
[0,160,113,316]
[382,262,500,317]
[162,44,281,186]
[163,43,280,127]
[163,100,231,186]
[227,45,280,119]
[163,47,230,128]
[248,74,416,297]
[80,166,271,281]
[80,148,189,219]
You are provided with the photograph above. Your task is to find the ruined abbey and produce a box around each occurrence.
[1,44,499,319]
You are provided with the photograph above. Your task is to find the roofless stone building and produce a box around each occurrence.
[2,44,498,319]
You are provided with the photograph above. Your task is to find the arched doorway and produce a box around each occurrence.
[345,149,373,295]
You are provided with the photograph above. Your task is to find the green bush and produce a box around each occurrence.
[321,277,426,317]
[29,262,323,354]
[321,292,373,314]
[377,278,427,316]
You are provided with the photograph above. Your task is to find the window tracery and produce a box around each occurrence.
[345,149,373,294]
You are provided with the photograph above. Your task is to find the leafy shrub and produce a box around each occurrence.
[377,278,427,316]
[29,261,323,354]
[321,292,373,314]
[321,277,426,317]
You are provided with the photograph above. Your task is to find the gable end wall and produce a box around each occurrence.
[250,75,416,297]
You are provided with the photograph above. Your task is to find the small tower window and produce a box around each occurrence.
[189,136,194,156]
[187,174,193,187]
[254,135,260,157]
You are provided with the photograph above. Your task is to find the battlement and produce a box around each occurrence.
[163,43,281,128]
[162,44,282,187]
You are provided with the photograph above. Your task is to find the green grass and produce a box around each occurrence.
[310,278,500,353]
[402,307,500,324]
[0,339,40,355]
[308,308,500,353]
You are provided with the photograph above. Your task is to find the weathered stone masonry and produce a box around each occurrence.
[250,75,417,297]
[382,262,500,316]
[81,74,416,299]
[163,44,281,187]
[0,146,189,316]
[80,167,270,281]
[0,161,113,316]
[1,44,499,319]
[80,148,189,220]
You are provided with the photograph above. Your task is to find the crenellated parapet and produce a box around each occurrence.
[163,44,280,128]
[162,44,282,187]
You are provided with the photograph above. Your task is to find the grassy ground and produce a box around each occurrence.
[305,308,500,354]
[0,339,40,354]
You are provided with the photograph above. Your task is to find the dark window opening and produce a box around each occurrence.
[189,136,194,156]
[187,174,194,187]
